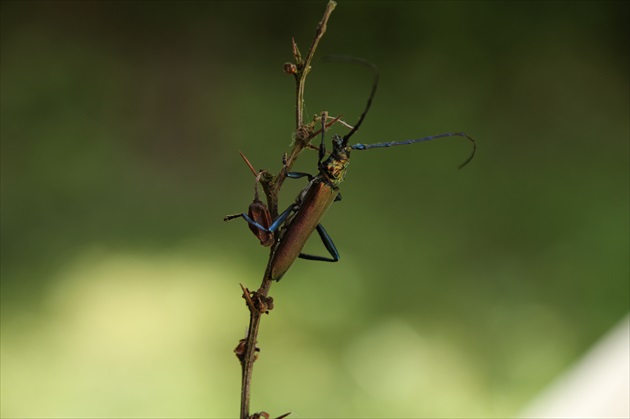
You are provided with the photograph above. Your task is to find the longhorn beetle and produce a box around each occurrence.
[225,60,476,281]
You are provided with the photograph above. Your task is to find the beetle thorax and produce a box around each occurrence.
[321,134,351,187]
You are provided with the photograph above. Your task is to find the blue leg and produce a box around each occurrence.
[286,172,313,180]
[225,203,297,233]
[298,224,340,262]
[224,212,271,233]
[267,204,298,232]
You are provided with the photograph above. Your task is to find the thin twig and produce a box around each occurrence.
[237,2,336,418]
[295,0,337,129]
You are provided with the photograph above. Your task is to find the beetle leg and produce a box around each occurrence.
[267,204,299,232]
[224,212,270,232]
[286,172,314,180]
[318,111,328,164]
[298,223,340,262]
[226,203,297,233]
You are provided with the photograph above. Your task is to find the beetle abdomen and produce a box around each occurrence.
[270,180,338,280]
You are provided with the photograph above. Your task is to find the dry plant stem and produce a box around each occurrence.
[238,2,336,419]
[295,1,336,130]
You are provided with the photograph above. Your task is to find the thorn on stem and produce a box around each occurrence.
[291,38,302,66]
[240,283,256,312]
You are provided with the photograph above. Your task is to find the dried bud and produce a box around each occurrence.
[234,338,247,361]
[265,296,274,311]
[235,338,260,362]
[283,62,298,75]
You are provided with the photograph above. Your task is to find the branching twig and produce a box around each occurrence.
[236,2,337,419]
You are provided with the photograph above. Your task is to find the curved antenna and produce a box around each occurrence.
[351,132,477,169]
[321,55,379,146]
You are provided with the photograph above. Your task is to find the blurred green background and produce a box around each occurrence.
[1,1,628,418]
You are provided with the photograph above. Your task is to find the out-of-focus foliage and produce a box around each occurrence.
[1,1,628,418]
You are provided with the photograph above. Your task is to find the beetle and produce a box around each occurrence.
[226,63,476,281]
[224,115,346,247]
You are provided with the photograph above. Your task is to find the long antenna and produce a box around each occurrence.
[321,55,379,146]
[351,132,477,169]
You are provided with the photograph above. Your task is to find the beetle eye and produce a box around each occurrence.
[331,134,343,148]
